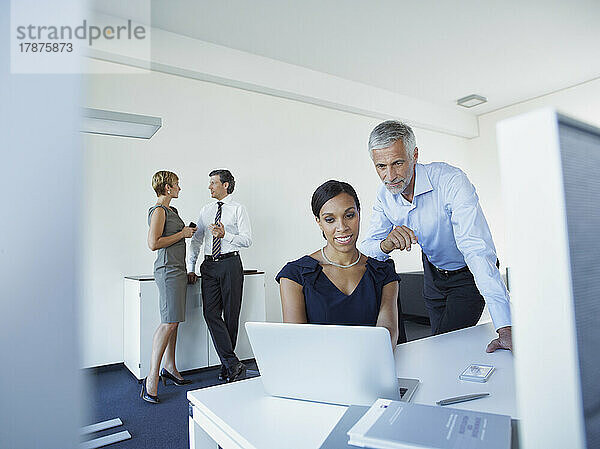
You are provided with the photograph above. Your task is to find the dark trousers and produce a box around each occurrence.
[422,253,485,335]
[200,255,244,371]
[396,294,407,344]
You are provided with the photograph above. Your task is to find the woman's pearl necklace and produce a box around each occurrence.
[321,247,361,268]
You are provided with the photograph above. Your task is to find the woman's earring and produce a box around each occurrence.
[168,190,171,195]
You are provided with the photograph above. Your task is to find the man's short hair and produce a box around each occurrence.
[209,169,235,194]
[368,120,416,159]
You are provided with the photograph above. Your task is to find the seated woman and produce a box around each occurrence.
[276,180,399,345]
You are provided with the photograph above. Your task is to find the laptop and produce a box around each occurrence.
[245,322,419,406]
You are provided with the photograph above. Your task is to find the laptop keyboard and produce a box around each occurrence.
[399,387,408,398]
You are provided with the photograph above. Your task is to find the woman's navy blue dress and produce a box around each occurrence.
[275,256,399,326]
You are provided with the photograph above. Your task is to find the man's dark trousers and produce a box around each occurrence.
[421,253,485,335]
[200,254,244,371]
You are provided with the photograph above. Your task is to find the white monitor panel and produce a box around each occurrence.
[497,109,600,449]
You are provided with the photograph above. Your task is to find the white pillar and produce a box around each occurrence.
[0,0,84,447]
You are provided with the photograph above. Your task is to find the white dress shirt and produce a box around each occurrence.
[187,195,252,273]
[360,162,511,330]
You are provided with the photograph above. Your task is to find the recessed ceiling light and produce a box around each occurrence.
[457,94,487,108]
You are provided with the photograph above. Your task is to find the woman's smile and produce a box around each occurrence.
[334,234,353,245]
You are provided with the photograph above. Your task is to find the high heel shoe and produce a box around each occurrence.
[140,378,160,404]
[160,368,192,386]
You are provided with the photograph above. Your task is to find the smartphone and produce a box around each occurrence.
[189,222,197,228]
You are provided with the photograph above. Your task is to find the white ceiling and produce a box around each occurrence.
[95,0,600,115]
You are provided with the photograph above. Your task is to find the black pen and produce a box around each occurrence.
[436,393,490,406]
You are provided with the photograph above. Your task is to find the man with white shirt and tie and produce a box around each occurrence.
[188,169,252,381]
[360,121,512,353]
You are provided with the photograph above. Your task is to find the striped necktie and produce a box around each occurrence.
[212,201,223,258]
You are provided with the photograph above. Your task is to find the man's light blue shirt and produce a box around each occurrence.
[360,162,511,330]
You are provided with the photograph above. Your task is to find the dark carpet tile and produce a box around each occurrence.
[83,361,258,449]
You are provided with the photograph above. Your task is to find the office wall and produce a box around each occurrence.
[467,77,600,265]
[81,58,600,368]
[81,59,473,367]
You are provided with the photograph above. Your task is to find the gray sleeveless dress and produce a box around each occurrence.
[148,205,187,323]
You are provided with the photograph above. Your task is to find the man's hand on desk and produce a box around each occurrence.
[486,326,512,352]
[187,272,198,284]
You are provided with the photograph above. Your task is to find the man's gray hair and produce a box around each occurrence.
[368,120,416,159]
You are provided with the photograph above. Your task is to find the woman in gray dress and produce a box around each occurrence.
[142,170,197,404]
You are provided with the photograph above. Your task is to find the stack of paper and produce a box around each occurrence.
[347,398,511,449]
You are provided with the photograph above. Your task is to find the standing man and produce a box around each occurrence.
[188,169,252,381]
[361,121,512,352]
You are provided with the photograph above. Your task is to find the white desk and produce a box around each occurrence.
[394,323,516,417]
[187,323,516,449]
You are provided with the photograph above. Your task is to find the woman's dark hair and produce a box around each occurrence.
[311,180,360,218]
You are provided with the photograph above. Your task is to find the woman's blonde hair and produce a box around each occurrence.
[152,170,179,196]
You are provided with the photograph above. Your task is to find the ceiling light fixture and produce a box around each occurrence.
[456,94,487,108]
[81,108,162,139]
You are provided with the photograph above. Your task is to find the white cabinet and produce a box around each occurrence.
[123,272,266,380]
